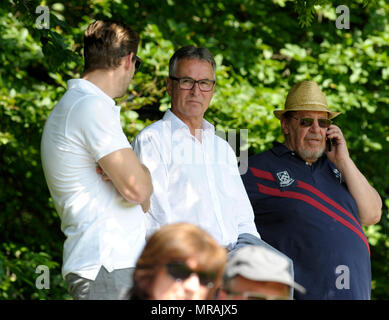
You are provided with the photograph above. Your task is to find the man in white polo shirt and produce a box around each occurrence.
[41,20,153,299]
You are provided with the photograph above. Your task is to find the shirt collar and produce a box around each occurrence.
[67,79,115,107]
[163,109,215,134]
[272,141,292,157]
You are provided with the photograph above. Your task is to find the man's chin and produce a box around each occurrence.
[298,147,325,163]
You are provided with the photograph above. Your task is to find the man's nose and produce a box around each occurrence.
[190,82,202,95]
[182,273,201,294]
[309,119,321,132]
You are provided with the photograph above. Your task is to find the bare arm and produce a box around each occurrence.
[98,148,153,205]
[326,125,382,226]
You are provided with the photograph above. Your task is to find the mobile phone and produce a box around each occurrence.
[326,136,332,152]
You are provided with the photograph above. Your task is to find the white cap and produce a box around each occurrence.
[225,245,306,294]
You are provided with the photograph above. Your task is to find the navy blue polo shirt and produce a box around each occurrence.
[242,142,371,300]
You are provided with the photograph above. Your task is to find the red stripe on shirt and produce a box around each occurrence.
[296,180,362,229]
[249,167,275,181]
[257,183,370,256]
[250,167,363,232]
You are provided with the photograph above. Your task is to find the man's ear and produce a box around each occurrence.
[124,52,134,71]
[166,77,172,96]
[281,117,289,135]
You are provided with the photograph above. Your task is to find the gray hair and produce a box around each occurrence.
[169,45,216,80]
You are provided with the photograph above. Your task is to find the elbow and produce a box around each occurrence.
[370,209,382,225]
[370,199,383,225]
[121,183,152,205]
[360,195,383,226]
[361,209,382,226]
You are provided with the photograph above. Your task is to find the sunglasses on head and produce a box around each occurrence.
[165,261,217,288]
[291,116,332,128]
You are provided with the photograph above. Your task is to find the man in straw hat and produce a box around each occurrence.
[242,80,381,299]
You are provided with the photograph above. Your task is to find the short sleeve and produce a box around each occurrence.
[69,96,131,161]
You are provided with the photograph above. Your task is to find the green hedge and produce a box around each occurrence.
[1,0,388,299]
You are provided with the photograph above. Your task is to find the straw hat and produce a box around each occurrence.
[273,81,341,120]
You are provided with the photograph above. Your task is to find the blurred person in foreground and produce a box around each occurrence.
[242,80,382,299]
[41,20,152,299]
[130,223,227,300]
[218,245,305,300]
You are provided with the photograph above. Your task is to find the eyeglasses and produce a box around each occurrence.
[224,289,291,300]
[165,261,217,288]
[291,116,332,128]
[169,76,215,92]
[132,55,142,73]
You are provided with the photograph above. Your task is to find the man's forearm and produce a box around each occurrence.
[141,164,153,198]
[337,157,382,226]
[98,148,153,205]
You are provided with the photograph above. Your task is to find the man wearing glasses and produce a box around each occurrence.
[41,20,152,299]
[242,80,382,299]
[132,46,261,254]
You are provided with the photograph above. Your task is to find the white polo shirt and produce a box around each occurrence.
[132,109,260,249]
[41,79,146,280]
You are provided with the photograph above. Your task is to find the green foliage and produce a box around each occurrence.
[1,0,388,299]
[0,243,70,299]
[293,0,376,27]
[294,0,327,27]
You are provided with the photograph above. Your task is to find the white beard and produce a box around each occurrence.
[298,145,325,163]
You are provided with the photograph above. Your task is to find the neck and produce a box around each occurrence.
[82,69,120,99]
[283,141,316,166]
[171,109,204,140]
[284,140,294,153]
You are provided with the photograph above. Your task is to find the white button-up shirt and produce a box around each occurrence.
[132,109,260,249]
[41,79,146,280]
